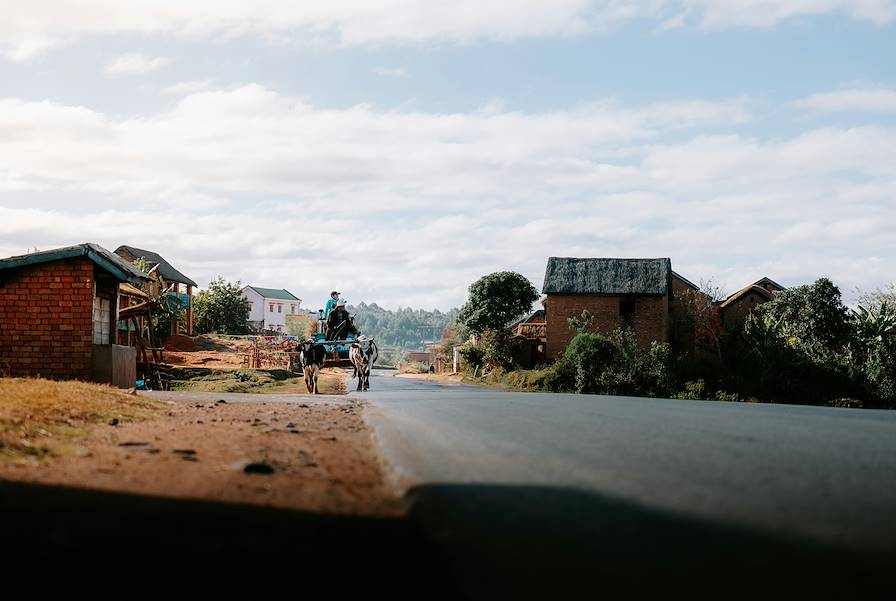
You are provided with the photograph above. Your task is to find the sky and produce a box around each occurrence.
[1,1,895,311]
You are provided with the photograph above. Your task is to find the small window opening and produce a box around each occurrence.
[619,299,636,317]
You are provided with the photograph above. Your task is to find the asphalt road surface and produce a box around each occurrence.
[360,371,896,599]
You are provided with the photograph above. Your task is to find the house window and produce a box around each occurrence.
[290,305,295,314]
[93,296,112,344]
[269,303,274,312]
[277,304,282,313]
[619,299,636,317]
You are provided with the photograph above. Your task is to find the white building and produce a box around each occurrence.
[241,286,302,333]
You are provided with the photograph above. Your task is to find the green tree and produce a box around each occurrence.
[193,277,250,335]
[755,278,850,360]
[457,271,539,335]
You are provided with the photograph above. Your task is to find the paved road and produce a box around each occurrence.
[360,371,896,598]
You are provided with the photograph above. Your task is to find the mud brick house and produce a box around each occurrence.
[542,257,701,360]
[114,245,197,336]
[509,309,547,368]
[0,243,150,387]
[718,277,785,332]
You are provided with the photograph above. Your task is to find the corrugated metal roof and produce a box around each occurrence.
[542,257,671,295]
[244,286,301,301]
[115,245,198,287]
[0,243,150,284]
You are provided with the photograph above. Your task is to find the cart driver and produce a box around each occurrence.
[326,300,359,340]
[323,291,340,319]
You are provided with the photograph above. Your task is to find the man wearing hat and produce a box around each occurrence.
[326,299,359,340]
[323,291,340,319]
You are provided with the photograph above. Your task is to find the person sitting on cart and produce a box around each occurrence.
[323,291,340,319]
[326,300,359,340]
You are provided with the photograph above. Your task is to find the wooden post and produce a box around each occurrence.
[170,282,179,336]
[186,284,193,336]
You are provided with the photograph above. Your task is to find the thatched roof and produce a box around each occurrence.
[542,257,672,295]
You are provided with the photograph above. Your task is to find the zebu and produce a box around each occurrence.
[349,338,378,391]
[299,342,326,394]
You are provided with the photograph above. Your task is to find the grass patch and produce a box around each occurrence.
[0,378,164,462]
[460,368,552,392]
[170,368,346,395]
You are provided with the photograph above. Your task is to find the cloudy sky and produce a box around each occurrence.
[1,1,895,310]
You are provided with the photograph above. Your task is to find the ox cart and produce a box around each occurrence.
[308,333,376,368]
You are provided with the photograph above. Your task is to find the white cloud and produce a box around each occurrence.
[670,0,896,28]
[105,52,171,76]
[0,86,893,308]
[372,66,410,78]
[795,87,896,113]
[2,1,894,60]
[163,79,215,95]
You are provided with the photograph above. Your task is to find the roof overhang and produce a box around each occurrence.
[0,243,151,285]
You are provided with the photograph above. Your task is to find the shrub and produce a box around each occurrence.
[545,333,618,394]
[479,328,517,371]
[674,380,706,400]
[459,343,486,371]
[713,390,741,402]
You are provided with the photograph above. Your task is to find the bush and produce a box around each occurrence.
[713,390,741,402]
[674,380,706,400]
[459,343,486,371]
[545,333,618,394]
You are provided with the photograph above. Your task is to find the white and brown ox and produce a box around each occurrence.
[349,338,378,391]
[299,342,327,394]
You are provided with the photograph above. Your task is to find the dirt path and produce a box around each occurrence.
[0,392,401,517]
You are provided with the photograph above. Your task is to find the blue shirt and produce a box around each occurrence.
[323,298,338,318]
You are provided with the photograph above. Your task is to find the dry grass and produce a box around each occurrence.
[0,378,164,462]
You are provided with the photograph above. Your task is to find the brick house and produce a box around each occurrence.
[114,245,197,336]
[0,243,150,387]
[542,257,699,360]
[718,277,785,332]
[508,309,547,368]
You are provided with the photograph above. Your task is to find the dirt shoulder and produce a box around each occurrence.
[395,372,466,385]
[0,378,400,517]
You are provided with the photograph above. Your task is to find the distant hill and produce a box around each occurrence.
[347,302,459,349]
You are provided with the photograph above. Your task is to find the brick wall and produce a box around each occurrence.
[721,291,769,332]
[669,277,698,356]
[545,294,669,360]
[0,257,96,380]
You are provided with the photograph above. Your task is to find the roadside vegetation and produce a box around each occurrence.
[454,272,896,409]
[0,378,163,462]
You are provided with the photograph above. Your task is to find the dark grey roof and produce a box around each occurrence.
[0,243,150,284]
[754,276,785,291]
[115,245,198,287]
[542,257,671,295]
